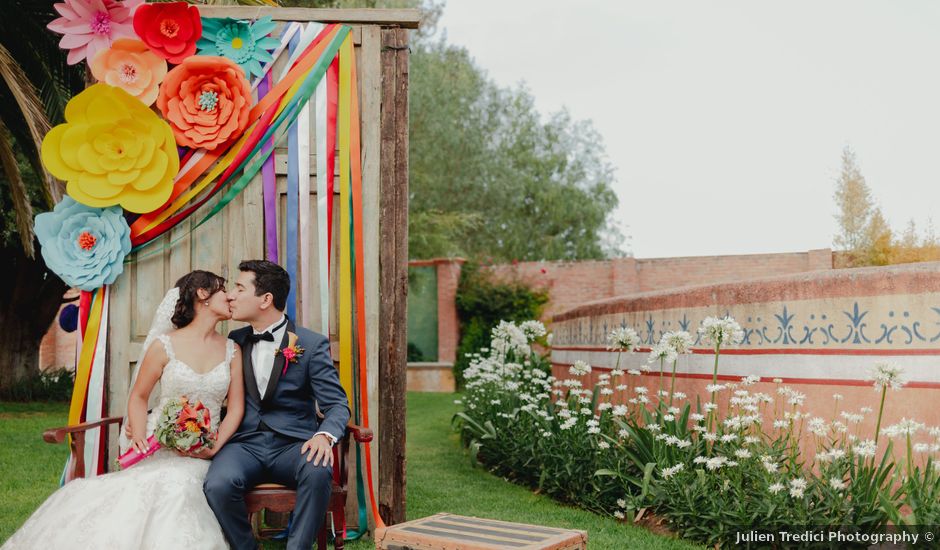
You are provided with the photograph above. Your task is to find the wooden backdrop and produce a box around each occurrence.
[105,7,417,527]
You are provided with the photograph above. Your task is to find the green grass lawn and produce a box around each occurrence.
[1,394,700,549]
[0,401,71,543]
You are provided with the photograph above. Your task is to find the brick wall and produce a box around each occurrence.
[485,249,834,320]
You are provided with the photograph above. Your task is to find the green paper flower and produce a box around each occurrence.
[196,16,279,79]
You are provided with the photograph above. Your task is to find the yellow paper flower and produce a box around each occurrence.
[41,83,179,214]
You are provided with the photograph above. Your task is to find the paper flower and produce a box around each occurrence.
[132,1,202,64]
[197,16,280,78]
[34,197,131,291]
[89,39,167,106]
[47,0,144,65]
[157,56,251,150]
[41,83,179,214]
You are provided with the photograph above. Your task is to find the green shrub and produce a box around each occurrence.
[0,367,74,402]
[454,262,548,387]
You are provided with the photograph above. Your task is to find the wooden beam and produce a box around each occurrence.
[378,27,409,526]
[198,7,421,28]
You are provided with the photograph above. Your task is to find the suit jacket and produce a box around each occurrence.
[229,319,350,442]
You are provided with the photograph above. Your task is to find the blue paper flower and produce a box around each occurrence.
[34,197,132,291]
[196,16,280,79]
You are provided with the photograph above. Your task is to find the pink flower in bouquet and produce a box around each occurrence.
[47,0,145,65]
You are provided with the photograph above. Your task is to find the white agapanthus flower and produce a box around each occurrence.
[569,360,592,376]
[705,456,729,471]
[869,362,906,392]
[598,402,612,411]
[626,369,641,376]
[789,478,807,498]
[612,405,628,417]
[610,369,624,378]
[740,374,761,386]
[519,320,547,340]
[690,413,705,422]
[673,392,687,400]
[634,386,648,395]
[698,316,744,348]
[853,439,877,458]
[734,449,752,459]
[662,330,694,355]
[647,342,677,364]
[661,463,685,479]
[705,384,727,394]
[881,418,925,439]
[613,510,625,519]
[607,326,640,352]
[597,440,610,450]
[490,320,531,358]
[768,482,785,494]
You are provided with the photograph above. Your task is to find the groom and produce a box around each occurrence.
[204,260,350,550]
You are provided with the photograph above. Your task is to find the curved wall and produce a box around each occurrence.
[550,262,940,434]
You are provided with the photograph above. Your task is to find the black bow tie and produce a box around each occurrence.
[246,331,275,344]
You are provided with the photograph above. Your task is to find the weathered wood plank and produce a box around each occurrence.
[198,7,421,28]
[360,23,383,524]
[378,27,409,526]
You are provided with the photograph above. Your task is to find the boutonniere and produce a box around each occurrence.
[275,332,305,375]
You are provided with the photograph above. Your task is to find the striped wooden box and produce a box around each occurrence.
[374,513,588,549]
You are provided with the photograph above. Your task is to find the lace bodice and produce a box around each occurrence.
[145,335,234,437]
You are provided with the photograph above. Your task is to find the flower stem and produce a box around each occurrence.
[669,359,677,407]
[874,386,887,445]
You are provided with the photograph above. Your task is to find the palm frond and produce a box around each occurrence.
[0,119,36,258]
[0,43,61,206]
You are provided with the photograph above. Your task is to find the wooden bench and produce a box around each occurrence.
[375,513,588,550]
[43,415,373,549]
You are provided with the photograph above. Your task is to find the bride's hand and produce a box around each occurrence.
[131,435,149,455]
[177,446,216,460]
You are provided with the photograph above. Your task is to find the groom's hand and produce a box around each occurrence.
[301,434,334,467]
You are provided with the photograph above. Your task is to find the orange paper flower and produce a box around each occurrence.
[89,38,167,106]
[156,55,251,151]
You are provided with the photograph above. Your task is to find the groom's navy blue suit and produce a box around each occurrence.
[204,318,350,550]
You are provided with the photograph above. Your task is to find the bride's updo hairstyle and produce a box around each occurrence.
[171,270,226,328]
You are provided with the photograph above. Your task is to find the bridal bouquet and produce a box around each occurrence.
[118,396,214,469]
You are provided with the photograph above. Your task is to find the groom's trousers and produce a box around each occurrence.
[204,430,333,550]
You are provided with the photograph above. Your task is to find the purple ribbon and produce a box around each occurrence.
[258,73,279,263]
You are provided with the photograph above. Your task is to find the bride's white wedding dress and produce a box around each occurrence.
[2,335,234,550]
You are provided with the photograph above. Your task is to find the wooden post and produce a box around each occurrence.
[378,26,409,525]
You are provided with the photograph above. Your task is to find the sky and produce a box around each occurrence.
[436,0,940,258]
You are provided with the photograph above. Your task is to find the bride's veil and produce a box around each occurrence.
[118,286,180,453]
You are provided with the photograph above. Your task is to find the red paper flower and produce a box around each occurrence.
[132,1,201,64]
[157,56,251,150]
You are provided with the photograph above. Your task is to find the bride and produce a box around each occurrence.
[2,270,243,550]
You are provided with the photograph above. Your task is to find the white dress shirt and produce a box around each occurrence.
[251,315,288,399]
[250,315,337,446]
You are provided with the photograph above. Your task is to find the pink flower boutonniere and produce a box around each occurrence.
[275,332,305,375]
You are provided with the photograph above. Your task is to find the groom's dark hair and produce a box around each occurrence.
[239,260,291,311]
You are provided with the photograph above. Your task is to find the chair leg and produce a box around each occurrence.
[333,506,346,550]
[317,521,329,550]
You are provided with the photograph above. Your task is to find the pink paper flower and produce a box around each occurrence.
[47,0,144,65]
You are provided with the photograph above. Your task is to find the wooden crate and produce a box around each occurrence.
[375,513,588,549]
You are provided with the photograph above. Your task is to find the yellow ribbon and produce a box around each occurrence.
[68,289,104,427]
[337,35,353,396]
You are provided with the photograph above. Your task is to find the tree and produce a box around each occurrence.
[409,39,624,262]
[830,147,940,267]
[833,146,874,253]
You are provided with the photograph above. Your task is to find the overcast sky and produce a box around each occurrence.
[436,0,940,258]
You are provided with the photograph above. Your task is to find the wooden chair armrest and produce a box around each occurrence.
[346,422,373,443]
[43,416,124,444]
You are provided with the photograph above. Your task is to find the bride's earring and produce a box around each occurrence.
[203,300,209,306]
